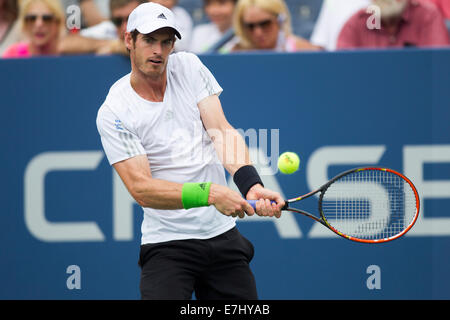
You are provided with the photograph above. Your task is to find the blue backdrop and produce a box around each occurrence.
[1,48,449,299]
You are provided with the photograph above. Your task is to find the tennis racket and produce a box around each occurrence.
[248,167,420,243]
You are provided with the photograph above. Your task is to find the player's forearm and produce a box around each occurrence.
[130,178,184,209]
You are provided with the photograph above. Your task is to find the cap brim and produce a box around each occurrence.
[136,20,182,39]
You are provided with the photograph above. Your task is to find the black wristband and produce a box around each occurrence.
[233,165,264,198]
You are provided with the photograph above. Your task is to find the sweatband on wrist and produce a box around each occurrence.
[181,182,211,209]
[233,165,264,198]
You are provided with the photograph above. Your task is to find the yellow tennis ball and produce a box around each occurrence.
[278,152,300,174]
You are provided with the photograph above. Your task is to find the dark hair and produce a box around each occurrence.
[131,29,140,43]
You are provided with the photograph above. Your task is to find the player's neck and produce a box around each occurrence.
[130,70,167,102]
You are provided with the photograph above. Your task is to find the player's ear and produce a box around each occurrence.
[171,39,176,52]
[125,32,134,51]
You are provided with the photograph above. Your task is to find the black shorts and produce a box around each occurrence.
[138,227,258,300]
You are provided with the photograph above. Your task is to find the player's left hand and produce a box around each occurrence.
[246,184,284,218]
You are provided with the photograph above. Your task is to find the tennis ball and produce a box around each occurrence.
[278,152,300,174]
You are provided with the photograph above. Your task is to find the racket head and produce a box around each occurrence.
[318,167,420,243]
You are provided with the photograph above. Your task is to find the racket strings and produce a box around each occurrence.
[321,169,417,241]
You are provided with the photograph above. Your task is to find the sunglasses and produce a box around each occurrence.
[24,14,55,24]
[111,16,129,28]
[243,19,274,31]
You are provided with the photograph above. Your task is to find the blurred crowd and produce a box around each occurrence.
[0,0,449,58]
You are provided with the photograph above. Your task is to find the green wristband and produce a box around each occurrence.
[181,182,212,209]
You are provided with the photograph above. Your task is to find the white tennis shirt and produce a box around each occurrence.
[96,52,236,244]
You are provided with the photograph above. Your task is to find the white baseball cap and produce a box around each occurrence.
[126,2,182,39]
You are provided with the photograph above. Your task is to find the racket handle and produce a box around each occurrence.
[247,199,277,209]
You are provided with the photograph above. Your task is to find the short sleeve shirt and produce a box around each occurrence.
[96,52,236,244]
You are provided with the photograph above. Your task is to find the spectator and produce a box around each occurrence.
[58,0,144,56]
[0,0,22,55]
[231,0,320,52]
[189,0,236,53]
[337,0,449,49]
[310,0,371,51]
[2,0,65,58]
[150,0,193,52]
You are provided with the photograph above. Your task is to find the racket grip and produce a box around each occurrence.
[247,199,277,209]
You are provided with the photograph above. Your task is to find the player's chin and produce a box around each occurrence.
[142,66,163,78]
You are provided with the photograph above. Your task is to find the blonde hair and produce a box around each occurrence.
[19,0,66,36]
[233,0,292,49]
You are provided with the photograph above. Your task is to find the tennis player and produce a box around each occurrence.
[96,2,284,300]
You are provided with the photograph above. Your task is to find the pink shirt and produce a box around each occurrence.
[2,42,31,58]
[426,0,450,19]
[337,0,449,49]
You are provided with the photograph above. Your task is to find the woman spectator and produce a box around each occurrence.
[231,0,319,52]
[2,0,65,58]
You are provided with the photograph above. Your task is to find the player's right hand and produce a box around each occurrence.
[208,183,255,218]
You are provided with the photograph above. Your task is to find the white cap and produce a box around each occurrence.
[126,2,181,39]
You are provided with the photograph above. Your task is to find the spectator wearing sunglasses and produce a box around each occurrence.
[231,0,319,52]
[2,0,65,58]
[58,0,145,55]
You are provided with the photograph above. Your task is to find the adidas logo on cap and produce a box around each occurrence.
[157,13,167,19]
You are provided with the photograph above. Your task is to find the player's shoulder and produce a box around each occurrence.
[107,72,131,96]
[168,51,205,77]
[169,51,201,65]
[97,73,132,122]
[104,73,132,107]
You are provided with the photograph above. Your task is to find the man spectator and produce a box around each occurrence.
[337,0,449,49]
[310,0,371,51]
[58,0,144,55]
